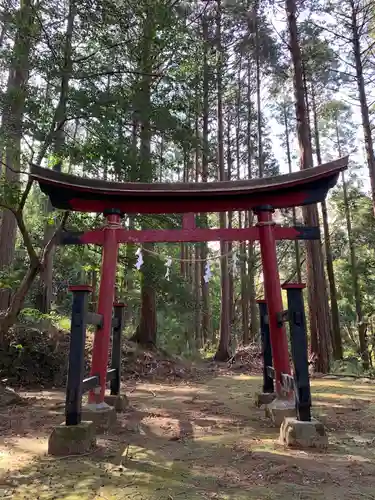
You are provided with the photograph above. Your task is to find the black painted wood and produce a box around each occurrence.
[65,289,90,426]
[110,305,125,395]
[106,368,117,381]
[82,375,99,393]
[285,288,312,421]
[258,302,274,394]
[87,312,103,328]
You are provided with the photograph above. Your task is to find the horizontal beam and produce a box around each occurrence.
[82,375,99,393]
[267,367,295,393]
[280,373,295,392]
[106,368,117,382]
[266,366,275,380]
[59,225,320,245]
[30,157,348,214]
[87,312,103,328]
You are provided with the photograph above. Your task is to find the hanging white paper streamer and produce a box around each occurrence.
[135,248,143,270]
[232,251,238,276]
[165,256,172,280]
[203,262,211,283]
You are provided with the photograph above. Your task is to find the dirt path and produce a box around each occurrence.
[0,374,375,499]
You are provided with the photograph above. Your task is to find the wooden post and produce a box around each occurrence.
[256,206,291,396]
[65,285,91,426]
[257,299,274,394]
[282,283,311,421]
[110,303,125,396]
[89,209,121,404]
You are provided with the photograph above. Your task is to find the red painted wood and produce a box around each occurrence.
[257,210,291,395]
[68,285,92,292]
[89,213,120,404]
[30,157,348,214]
[80,230,104,245]
[75,226,307,245]
[182,213,195,229]
[68,191,308,213]
[282,283,306,289]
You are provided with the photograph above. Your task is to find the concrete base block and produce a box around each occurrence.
[81,402,117,431]
[265,398,296,427]
[255,392,276,407]
[104,394,129,412]
[48,421,96,456]
[280,417,328,449]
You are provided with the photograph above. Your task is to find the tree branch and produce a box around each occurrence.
[13,210,39,265]
[72,42,127,64]
[19,179,33,211]
[41,211,70,266]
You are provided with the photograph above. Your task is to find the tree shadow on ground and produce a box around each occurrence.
[1,374,375,499]
[2,421,375,500]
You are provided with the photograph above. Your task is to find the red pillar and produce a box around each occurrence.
[89,209,121,404]
[255,206,290,396]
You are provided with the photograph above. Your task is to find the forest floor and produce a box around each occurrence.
[0,371,375,499]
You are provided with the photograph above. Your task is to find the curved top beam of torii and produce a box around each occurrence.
[30,156,348,214]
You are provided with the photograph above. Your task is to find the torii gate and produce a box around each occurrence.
[30,156,348,406]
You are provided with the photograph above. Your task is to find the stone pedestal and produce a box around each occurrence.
[48,421,96,456]
[255,392,276,407]
[280,417,328,449]
[265,398,296,427]
[81,402,117,431]
[104,394,129,412]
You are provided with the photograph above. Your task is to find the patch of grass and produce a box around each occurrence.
[56,316,71,331]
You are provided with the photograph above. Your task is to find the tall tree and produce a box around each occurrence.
[130,3,157,345]
[36,0,77,313]
[300,24,343,359]
[0,0,36,311]
[321,100,369,369]
[285,0,332,372]
[215,0,231,361]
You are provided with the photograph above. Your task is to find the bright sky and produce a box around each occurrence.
[267,9,372,195]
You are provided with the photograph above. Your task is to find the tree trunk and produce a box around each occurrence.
[246,60,258,341]
[255,6,263,179]
[0,211,67,342]
[285,0,331,372]
[236,59,250,344]
[180,149,188,278]
[283,103,301,281]
[341,169,369,370]
[311,88,343,360]
[124,119,138,326]
[334,117,368,367]
[214,0,231,361]
[0,0,35,311]
[350,0,375,211]
[200,14,211,344]
[132,6,157,346]
[36,0,77,313]
[226,116,235,328]
[193,105,202,347]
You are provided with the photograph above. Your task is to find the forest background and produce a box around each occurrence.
[1,0,375,380]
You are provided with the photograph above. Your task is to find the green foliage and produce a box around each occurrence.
[0,0,373,367]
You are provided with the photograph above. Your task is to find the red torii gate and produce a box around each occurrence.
[31,156,348,402]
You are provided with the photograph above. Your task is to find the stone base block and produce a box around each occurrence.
[81,402,117,431]
[280,417,328,449]
[48,421,96,456]
[104,394,129,412]
[265,398,296,427]
[255,392,276,407]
